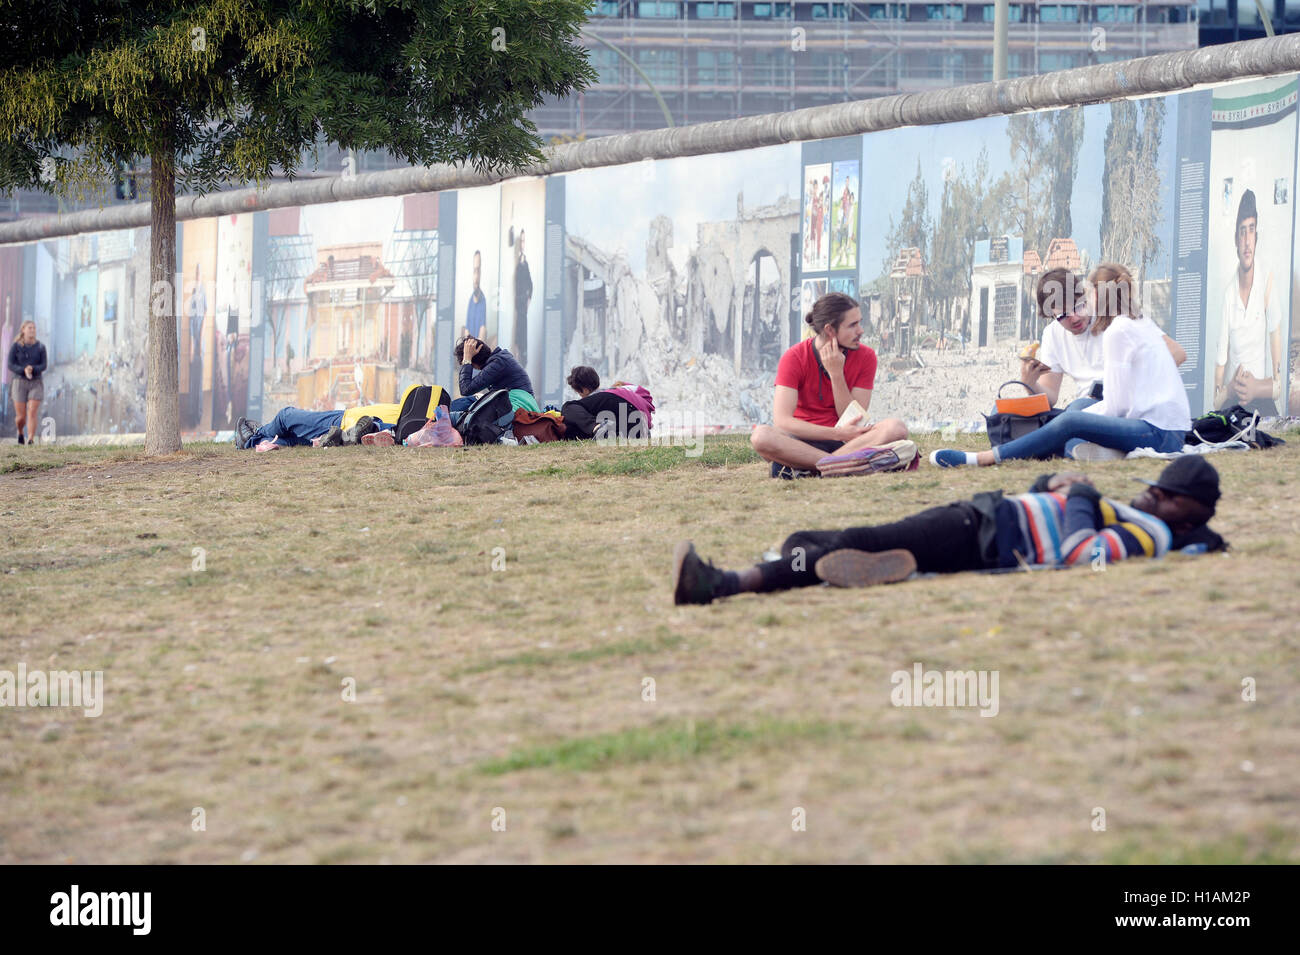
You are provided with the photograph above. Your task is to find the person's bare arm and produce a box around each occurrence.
[773,385,865,443]
[1163,334,1187,368]
[1214,362,1228,408]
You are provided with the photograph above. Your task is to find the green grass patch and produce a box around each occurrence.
[477,718,848,775]
[1103,831,1297,865]
[455,634,686,677]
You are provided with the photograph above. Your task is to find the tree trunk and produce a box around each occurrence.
[145,137,181,454]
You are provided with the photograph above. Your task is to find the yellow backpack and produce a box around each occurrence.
[342,384,447,430]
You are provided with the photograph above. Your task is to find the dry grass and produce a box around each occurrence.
[1,429,1298,864]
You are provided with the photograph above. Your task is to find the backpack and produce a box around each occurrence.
[512,409,566,443]
[455,389,516,445]
[1187,405,1285,450]
[393,384,451,443]
[815,439,921,476]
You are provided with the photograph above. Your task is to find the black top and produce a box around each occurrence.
[7,340,47,380]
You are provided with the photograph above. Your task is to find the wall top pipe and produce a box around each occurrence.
[4,33,1300,246]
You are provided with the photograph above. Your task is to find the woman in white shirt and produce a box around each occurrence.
[933,263,1191,467]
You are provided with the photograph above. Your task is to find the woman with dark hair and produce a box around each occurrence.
[566,365,600,398]
[750,292,908,478]
[932,264,1191,467]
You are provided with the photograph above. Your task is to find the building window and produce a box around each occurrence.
[1038,5,1080,22]
[695,49,736,83]
[696,1,736,15]
[810,2,849,16]
[749,47,793,85]
[867,3,907,19]
[637,48,681,83]
[590,47,622,84]
[1094,5,1137,21]
[589,0,622,16]
[750,2,792,16]
[925,3,963,19]
[980,4,1023,21]
[638,1,680,16]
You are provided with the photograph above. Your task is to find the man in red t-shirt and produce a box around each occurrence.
[752,293,908,477]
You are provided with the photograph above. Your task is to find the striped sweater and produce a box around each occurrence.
[996,486,1173,568]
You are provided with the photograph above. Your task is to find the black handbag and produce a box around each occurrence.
[983,381,1063,448]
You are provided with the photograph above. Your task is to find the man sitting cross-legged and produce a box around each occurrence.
[750,292,907,479]
[673,456,1224,605]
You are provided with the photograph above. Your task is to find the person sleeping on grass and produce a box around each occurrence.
[672,456,1225,605]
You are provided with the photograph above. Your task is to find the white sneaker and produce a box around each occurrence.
[1069,442,1124,462]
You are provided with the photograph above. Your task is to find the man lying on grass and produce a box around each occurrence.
[672,456,1224,605]
[235,407,390,449]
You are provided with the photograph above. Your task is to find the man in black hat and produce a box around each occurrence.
[672,457,1225,604]
[1214,188,1283,415]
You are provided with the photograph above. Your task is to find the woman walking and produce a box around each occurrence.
[7,320,47,445]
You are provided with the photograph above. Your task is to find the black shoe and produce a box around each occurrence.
[672,541,725,606]
[16,433,24,445]
[319,426,344,448]
[771,462,818,480]
[235,417,259,448]
[342,415,378,446]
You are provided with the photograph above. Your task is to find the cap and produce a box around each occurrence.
[1135,456,1220,512]
[1236,189,1258,230]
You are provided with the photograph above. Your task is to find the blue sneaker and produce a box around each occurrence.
[929,449,970,468]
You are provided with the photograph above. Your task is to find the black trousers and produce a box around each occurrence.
[756,502,989,592]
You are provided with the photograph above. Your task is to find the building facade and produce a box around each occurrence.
[530,1,1200,137]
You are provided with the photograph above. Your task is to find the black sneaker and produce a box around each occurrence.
[319,426,344,448]
[16,433,24,445]
[235,417,259,448]
[672,541,725,606]
[771,462,818,480]
[342,415,378,446]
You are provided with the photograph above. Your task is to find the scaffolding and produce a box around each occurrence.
[530,1,1199,137]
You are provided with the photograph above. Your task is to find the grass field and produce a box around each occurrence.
[2,430,1299,864]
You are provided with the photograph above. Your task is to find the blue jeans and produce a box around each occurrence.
[1065,395,1099,413]
[450,396,475,412]
[245,408,343,448]
[993,410,1186,462]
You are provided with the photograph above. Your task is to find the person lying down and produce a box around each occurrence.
[672,456,1225,605]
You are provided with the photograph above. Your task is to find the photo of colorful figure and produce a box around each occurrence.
[830,161,859,271]
[802,163,831,272]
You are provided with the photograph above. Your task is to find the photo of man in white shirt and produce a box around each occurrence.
[1215,188,1283,415]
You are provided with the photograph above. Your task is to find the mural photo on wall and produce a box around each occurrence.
[800,278,828,340]
[455,185,500,357]
[499,179,545,384]
[830,161,859,271]
[212,215,254,430]
[1205,76,1296,417]
[802,163,831,274]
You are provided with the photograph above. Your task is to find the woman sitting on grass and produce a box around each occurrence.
[930,263,1191,467]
